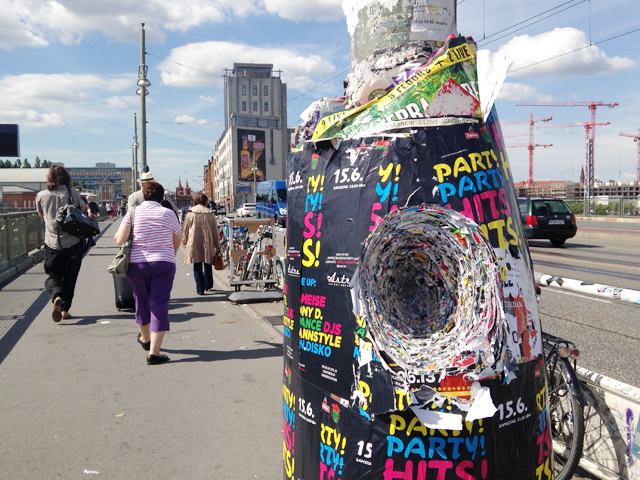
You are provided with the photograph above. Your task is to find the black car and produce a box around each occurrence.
[517,197,577,247]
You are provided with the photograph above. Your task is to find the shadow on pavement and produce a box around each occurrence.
[162,340,282,363]
[0,289,50,365]
[58,311,215,326]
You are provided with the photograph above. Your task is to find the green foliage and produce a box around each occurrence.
[34,156,41,168]
[13,159,21,168]
[22,159,31,168]
[41,159,51,168]
[594,204,608,216]
[72,180,79,187]
[4,160,11,168]
[81,180,86,188]
[567,201,583,215]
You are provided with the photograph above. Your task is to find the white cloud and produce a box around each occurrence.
[498,82,553,102]
[499,28,635,78]
[159,41,336,90]
[0,73,135,126]
[1,0,346,48]
[175,115,196,123]
[3,110,66,127]
[105,95,139,109]
[263,0,344,21]
[196,118,208,124]
[199,95,217,103]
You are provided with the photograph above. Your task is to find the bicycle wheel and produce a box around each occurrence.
[549,361,585,480]
[274,259,285,291]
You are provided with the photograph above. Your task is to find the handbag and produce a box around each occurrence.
[55,188,100,244]
[108,209,135,276]
[214,251,225,271]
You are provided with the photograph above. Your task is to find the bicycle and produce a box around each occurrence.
[242,226,274,283]
[542,331,588,480]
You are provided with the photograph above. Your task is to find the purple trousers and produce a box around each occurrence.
[127,261,176,332]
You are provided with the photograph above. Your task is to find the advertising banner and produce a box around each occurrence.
[237,129,266,181]
[284,111,550,479]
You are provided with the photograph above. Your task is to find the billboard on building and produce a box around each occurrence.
[237,129,266,181]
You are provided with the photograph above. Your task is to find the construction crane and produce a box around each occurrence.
[502,113,553,186]
[537,121,610,211]
[618,129,640,182]
[517,102,618,211]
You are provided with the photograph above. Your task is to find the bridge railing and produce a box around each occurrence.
[0,211,44,271]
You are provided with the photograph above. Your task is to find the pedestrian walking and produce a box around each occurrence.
[119,201,126,217]
[182,193,221,295]
[106,201,113,219]
[36,165,86,322]
[127,171,155,212]
[113,181,182,365]
[85,195,100,219]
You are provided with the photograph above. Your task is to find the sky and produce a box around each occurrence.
[1,0,639,192]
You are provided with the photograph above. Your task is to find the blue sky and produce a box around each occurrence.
[1,0,639,192]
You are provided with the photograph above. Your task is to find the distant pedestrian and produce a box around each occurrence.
[119,201,126,217]
[114,181,182,365]
[106,201,113,219]
[36,165,86,322]
[127,171,155,212]
[182,193,221,295]
[85,195,100,219]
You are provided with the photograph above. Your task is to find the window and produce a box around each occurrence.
[253,86,257,96]
[253,101,258,111]
[264,102,269,112]
[242,101,247,112]
[264,86,268,96]
[242,85,246,95]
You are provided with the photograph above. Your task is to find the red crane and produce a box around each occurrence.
[517,102,618,204]
[618,129,640,182]
[502,113,553,186]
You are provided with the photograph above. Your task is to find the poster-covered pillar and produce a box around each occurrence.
[283,2,552,480]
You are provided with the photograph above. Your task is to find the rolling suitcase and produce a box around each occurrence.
[114,275,135,311]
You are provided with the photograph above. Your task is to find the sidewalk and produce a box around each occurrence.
[0,219,284,479]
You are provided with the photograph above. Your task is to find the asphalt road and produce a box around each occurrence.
[527,235,640,388]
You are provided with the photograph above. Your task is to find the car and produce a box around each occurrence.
[237,203,256,217]
[517,197,577,247]
[216,205,227,216]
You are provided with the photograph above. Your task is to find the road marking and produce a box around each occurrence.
[541,288,612,303]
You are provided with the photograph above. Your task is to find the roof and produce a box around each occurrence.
[1,185,38,193]
[0,168,49,182]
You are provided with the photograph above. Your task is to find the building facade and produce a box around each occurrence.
[175,179,193,208]
[514,180,640,200]
[212,63,289,211]
[67,163,133,203]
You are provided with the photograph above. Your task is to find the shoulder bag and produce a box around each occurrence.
[55,188,100,246]
[108,209,135,276]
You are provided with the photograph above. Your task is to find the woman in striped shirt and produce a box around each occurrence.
[114,181,182,365]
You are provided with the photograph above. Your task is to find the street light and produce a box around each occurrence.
[132,113,139,193]
[252,160,258,203]
[136,23,150,175]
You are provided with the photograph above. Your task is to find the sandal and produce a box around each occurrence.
[61,311,72,320]
[147,353,170,365]
[137,333,151,351]
[52,297,63,323]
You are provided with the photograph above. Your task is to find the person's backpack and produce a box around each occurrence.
[55,188,100,247]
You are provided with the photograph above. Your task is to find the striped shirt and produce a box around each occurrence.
[122,201,181,264]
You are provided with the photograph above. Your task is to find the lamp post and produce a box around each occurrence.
[136,23,150,175]
[132,113,139,193]
[252,158,258,203]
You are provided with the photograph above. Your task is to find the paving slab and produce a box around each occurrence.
[0,219,284,479]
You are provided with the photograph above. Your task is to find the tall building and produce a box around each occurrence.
[68,163,133,202]
[175,178,193,208]
[212,63,288,211]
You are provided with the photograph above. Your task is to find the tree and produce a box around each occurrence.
[594,204,608,216]
[34,156,41,168]
[567,201,583,215]
[72,180,79,187]
[0,160,4,168]
[13,159,21,168]
[81,180,86,188]
[22,158,31,168]
[41,159,51,168]
[4,160,11,168]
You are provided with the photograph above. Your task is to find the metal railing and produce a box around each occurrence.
[0,211,44,271]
